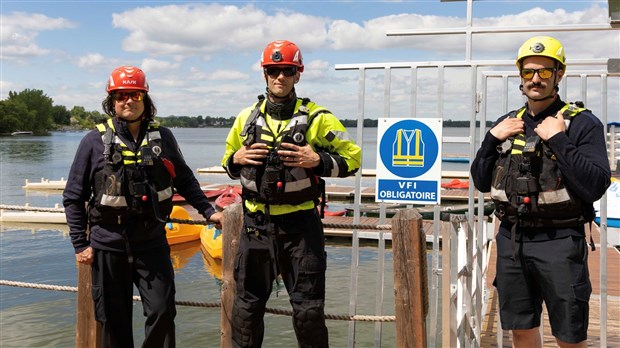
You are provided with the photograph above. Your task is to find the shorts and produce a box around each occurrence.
[494,233,591,343]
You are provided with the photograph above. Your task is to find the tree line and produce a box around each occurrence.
[0,89,488,135]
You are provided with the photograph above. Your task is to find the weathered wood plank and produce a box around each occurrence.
[392,209,427,347]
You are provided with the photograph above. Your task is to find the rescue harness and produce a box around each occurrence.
[89,118,175,226]
[239,96,327,216]
[490,102,597,254]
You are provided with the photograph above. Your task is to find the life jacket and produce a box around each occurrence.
[490,102,595,227]
[239,97,324,206]
[89,118,174,225]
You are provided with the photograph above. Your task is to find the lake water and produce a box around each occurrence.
[0,127,471,347]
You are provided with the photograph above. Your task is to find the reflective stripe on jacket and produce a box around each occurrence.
[222,97,362,215]
[89,118,174,224]
[490,102,593,227]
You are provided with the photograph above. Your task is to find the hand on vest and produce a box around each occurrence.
[278,142,320,169]
[233,143,269,166]
[490,117,524,141]
[534,111,566,141]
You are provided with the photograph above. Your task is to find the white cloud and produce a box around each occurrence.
[141,58,180,72]
[1,3,616,120]
[303,60,330,80]
[76,53,106,68]
[208,70,249,80]
[111,3,329,57]
[0,12,76,60]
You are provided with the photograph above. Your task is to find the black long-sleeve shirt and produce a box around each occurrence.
[471,97,611,240]
[63,118,216,253]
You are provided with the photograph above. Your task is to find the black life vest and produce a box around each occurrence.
[490,102,595,227]
[89,119,174,225]
[239,97,323,205]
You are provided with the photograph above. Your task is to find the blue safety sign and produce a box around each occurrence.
[375,118,442,204]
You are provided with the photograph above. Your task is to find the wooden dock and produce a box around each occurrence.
[480,223,620,347]
[200,181,489,204]
[191,203,620,346]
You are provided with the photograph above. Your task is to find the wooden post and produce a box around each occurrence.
[392,208,428,347]
[76,261,101,348]
[220,203,243,348]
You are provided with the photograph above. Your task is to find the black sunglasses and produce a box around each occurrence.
[264,66,297,78]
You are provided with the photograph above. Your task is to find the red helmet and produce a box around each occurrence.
[261,40,304,72]
[106,66,149,93]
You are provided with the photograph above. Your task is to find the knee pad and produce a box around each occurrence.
[232,299,266,347]
[291,300,328,347]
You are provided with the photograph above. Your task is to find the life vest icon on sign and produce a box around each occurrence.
[378,119,440,179]
[392,129,424,167]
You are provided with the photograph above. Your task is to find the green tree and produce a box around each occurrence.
[70,106,105,129]
[7,89,54,135]
[0,99,35,133]
[51,104,71,126]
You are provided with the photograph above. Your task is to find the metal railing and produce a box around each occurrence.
[334,0,618,346]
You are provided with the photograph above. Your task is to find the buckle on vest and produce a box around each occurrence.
[518,162,531,172]
[522,135,541,157]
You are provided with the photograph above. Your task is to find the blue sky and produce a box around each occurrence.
[1,1,618,120]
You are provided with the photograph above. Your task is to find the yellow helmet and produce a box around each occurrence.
[516,36,566,70]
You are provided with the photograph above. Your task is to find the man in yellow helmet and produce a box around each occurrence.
[221,40,361,347]
[471,36,611,347]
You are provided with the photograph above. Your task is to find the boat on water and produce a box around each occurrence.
[0,209,66,224]
[165,206,203,245]
[321,206,347,217]
[171,184,241,204]
[441,179,469,189]
[22,177,67,190]
[10,131,33,136]
[214,185,242,211]
[200,225,222,259]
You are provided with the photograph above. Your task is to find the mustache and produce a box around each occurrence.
[527,81,545,88]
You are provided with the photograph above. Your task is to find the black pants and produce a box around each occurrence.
[232,208,329,348]
[92,245,176,348]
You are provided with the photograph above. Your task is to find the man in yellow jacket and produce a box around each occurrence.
[221,40,361,348]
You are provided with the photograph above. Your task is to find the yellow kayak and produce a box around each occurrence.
[165,206,202,245]
[200,224,223,259]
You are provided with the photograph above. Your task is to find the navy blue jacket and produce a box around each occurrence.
[63,118,216,253]
[471,97,611,240]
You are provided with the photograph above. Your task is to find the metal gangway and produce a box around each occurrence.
[334,0,619,346]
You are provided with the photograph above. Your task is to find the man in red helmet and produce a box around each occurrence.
[63,66,222,347]
[222,40,362,347]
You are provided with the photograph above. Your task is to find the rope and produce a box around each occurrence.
[0,204,65,213]
[171,217,392,231]
[0,279,395,322]
[0,205,392,231]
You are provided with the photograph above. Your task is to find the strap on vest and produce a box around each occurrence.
[103,127,114,162]
[588,221,596,251]
[146,182,168,223]
[317,178,326,219]
[241,95,266,146]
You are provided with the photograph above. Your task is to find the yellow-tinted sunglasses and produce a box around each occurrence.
[520,68,556,79]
